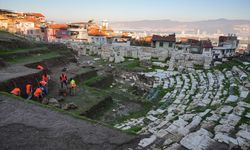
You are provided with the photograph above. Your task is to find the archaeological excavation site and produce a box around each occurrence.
[0,29,250,150]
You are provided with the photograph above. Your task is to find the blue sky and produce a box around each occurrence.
[1,0,250,22]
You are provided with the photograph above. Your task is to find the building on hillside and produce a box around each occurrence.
[87,23,107,44]
[44,24,69,42]
[151,34,176,49]
[68,22,89,42]
[200,40,213,57]
[176,38,212,55]
[213,34,239,60]
[0,9,45,35]
[107,35,132,46]
[15,19,35,35]
[26,27,43,41]
[0,9,19,33]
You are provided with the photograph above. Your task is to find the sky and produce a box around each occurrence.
[1,0,250,22]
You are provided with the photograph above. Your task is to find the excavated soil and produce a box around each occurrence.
[0,95,141,150]
[0,71,44,97]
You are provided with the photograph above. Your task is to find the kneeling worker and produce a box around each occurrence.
[34,86,43,101]
[11,87,21,96]
[40,80,47,95]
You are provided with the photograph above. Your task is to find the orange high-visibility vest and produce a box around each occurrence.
[60,74,67,81]
[11,88,21,96]
[40,80,47,86]
[26,84,32,94]
[37,65,44,70]
[42,75,49,82]
[34,88,42,97]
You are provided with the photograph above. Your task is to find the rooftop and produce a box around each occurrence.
[152,34,176,42]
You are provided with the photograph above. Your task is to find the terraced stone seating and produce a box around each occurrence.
[114,65,250,149]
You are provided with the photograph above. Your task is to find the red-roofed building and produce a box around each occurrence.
[44,24,69,42]
[24,12,45,23]
[151,34,176,49]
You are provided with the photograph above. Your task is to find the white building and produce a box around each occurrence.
[88,35,107,45]
[15,21,35,35]
[68,22,89,42]
[212,34,239,60]
[151,34,176,50]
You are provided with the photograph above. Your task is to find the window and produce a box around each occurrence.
[169,42,173,47]
[159,42,164,47]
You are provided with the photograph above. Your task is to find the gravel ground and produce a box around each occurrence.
[0,95,140,150]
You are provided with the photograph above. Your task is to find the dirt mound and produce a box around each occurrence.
[73,70,98,83]
[0,95,140,150]
[86,75,114,89]
[83,96,113,119]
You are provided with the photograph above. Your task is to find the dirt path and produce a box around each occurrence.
[0,94,140,150]
[0,65,39,82]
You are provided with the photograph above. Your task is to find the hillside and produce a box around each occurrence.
[111,18,250,36]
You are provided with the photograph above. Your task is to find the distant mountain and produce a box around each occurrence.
[111,19,250,37]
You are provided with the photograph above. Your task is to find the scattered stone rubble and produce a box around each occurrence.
[42,97,78,110]
[70,43,212,69]
[114,65,250,149]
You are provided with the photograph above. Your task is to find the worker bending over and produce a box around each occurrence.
[34,85,43,101]
[40,80,47,95]
[11,87,21,96]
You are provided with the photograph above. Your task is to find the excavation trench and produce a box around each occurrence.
[0,71,44,98]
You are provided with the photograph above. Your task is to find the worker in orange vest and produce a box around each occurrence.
[42,73,50,94]
[69,78,76,96]
[37,65,44,70]
[60,73,68,89]
[34,86,43,101]
[11,87,21,96]
[26,82,33,99]
[40,80,47,95]
[42,73,50,82]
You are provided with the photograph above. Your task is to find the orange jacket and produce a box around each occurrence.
[42,75,49,82]
[34,88,42,97]
[40,80,47,86]
[60,74,67,81]
[26,84,32,94]
[11,88,21,96]
[37,65,44,70]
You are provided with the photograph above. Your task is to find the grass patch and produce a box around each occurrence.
[194,64,204,70]
[83,76,107,86]
[115,58,142,71]
[7,51,62,64]
[244,95,250,103]
[145,65,166,72]
[212,59,245,71]
[125,125,144,134]
[0,47,47,55]
[236,108,250,126]
[112,101,153,125]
